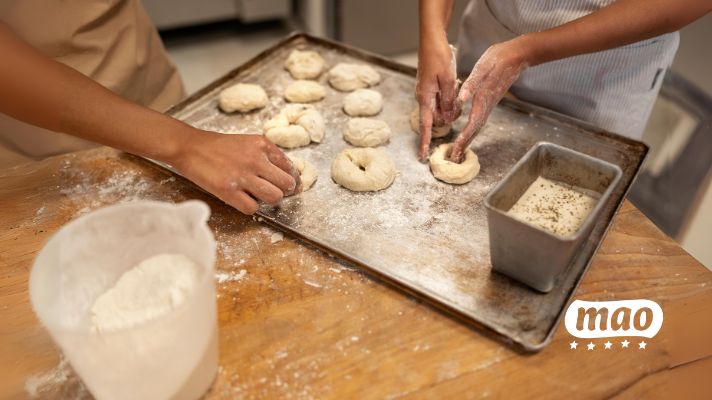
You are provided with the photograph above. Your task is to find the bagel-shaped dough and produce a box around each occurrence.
[343,89,383,116]
[410,108,451,138]
[288,156,318,191]
[328,63,380,92]
[343,118,391,147]
[284,80,326,103]
[263,104,325,148]
[331,148,396,192]
[429,143,480,184]
[219,83,268,113]
[284,50,325,79]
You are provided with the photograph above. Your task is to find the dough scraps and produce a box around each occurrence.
[263,104,325,148]
[343,89,383,117]
[284,49,325,80]
[219,83,268,113]
[343,118,391,147]
[331,148,396,192]
[328,63,380,92]
[429,143,480,184]
[284,80,326,103]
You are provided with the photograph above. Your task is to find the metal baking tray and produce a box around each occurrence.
[149,32,648,351]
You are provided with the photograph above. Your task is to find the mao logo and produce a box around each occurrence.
[564,300,663,339]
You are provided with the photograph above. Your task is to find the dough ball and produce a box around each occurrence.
[328,63,380,92]
[288,156,318,192]
[219,83,268,113]
[284,80,326,103]
[331,148,396,192]
[343,89,383,117]
[410,108,451,138]
[284,50,325,80]
[343,118,391,147]
[429,143,480,184]
[263,104,325,148]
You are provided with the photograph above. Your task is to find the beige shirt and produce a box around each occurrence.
[0,0,186,170]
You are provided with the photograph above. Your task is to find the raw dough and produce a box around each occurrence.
[331,148,396,192]
[328,63,380,92]
[91,254,201,333]
[284,80,326,103]
[284,49,325,79]
[263,104,325,148]
[410,108,451,138]
[429,143,480,184]
[343,89,383,116]
[343,118,391,147]
[219,83,268,113]
[270,232,284,243]
[288,156,318,191]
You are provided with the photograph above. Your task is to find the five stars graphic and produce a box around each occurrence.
[570,341,578,349]
[639,341,647,349]
[604,341,612,349]
[622,340,630,348]
[569,339,648,350]
[587,342,595,350]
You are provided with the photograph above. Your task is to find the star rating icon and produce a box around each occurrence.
[639,341,647,349]
[622,340,630,348]
[604,341,612,349]
[569,339,649,350]
[570,341,578,349]
[587,342,595,350]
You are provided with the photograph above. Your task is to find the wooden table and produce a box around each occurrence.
[2,147,711,400]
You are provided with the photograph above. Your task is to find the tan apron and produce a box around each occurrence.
[0,0,186,170]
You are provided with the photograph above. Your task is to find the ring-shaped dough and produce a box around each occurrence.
[328,63,380,92]
[263,104,325,148]
[343,89,383,116]
[343,118,390,147]
[288,156,318,192]
[410,108,451,138]
[331,148,396,192]
[429,143,480,184]
[219,83,268,113]
[284,50,325,79]
[284,80,326,103]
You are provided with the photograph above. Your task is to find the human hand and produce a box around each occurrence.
[415,33,462,159]
[451,41,529,163]
[171,130,302,215]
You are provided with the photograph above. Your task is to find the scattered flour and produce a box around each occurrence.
[215,269,247,284]
[91,254,201,333]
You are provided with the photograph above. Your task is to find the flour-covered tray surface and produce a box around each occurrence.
[152,33,648,351]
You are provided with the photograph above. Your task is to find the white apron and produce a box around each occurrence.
[456,0,680,139]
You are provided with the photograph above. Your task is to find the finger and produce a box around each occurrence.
[258,163,298,196]
[432,104,446,127]
[226,190,260,215]
[459,55,495,102]
[451,93,489,164]
[264,145,303,194]
[244,176,284,205]
[418,101,434,159]
[438,75,458,123]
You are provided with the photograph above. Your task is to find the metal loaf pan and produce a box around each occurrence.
[485,143,623,292]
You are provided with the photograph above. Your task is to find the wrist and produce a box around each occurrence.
[156,123,206,171]
[511,33,547,67]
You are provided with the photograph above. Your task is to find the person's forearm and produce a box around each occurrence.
[0,23,193,166]
[518,0,712,67]
[419,0,457,43]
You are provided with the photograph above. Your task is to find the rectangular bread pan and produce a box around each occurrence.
[484,142,623,292]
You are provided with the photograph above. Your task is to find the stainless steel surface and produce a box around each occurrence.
[484,143,623,293]
[152,33,648,351]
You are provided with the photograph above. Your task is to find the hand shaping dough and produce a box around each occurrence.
[284,80,326,103]
[288,156,318,191]
[263,104,325,148]
[328,63,380,92]
[429,143,480,184]
[343,118,391,147]
[410,108,451,138]
[331,148,396,192]
[343,89,383,116]
[284,50,325,79]
[219,83,268,113]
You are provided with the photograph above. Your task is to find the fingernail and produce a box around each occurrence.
[459,90,468,101]
[444,111,454,122]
